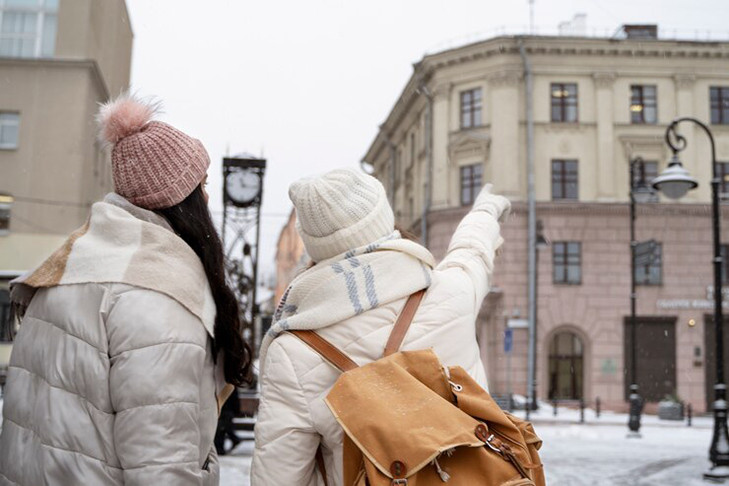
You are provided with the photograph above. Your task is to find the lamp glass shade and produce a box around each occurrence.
[651,155,698,200]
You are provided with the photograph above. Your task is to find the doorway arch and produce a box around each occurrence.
[548,329,584,400]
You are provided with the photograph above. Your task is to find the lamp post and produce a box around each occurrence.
[652,117,728,480]
[526,220,549,420]
[627,157,654,438]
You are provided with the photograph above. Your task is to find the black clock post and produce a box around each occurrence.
[222,155,266,364]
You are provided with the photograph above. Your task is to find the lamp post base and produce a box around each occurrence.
[704,465,729,482]
[628,384,643,437]
[708,387,729,478]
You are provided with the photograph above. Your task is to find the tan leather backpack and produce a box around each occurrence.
[292,290,545,486]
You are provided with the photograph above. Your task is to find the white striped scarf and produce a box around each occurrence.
[258,231,435,377]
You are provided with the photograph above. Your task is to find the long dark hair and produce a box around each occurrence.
[159,185,251,386]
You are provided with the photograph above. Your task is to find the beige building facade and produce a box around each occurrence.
[363,30,729,411]
[0,0,132,357]
[0,0,132,271]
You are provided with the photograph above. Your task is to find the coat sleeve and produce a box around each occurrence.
[106,287,209,485]
[251,340,321,486]
[435,184,510,312]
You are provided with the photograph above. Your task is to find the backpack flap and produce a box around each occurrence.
[325,349,484,482]
[447,366,544,479]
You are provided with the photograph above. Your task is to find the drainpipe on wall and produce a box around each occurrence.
[417,84,434,248]
[519,38,538,418]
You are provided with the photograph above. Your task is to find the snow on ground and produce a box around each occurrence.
[220,406,719,486]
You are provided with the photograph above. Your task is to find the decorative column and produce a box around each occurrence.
[488,71,523,199]
[593,72,616,200]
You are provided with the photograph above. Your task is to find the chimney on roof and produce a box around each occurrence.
[622,24,658,40]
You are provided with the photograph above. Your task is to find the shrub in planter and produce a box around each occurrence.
[658,394,684,421]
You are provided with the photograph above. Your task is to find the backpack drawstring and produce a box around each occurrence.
[431,456,451,482]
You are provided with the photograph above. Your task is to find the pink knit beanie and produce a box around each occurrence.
[97,94,210,209]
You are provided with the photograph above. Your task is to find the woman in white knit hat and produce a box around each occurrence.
[251,168,510,485]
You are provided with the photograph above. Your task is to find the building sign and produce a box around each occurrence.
[656,286,729,310]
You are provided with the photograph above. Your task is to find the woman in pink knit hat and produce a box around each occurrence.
[0,94,250,485]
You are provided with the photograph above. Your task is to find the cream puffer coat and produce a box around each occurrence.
[251,186,509,486]
[0,194,229,486]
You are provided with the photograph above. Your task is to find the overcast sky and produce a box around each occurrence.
[125,0,728,280]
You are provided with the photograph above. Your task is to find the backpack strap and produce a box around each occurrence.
[290,330,359,372]
[383,289,426,357]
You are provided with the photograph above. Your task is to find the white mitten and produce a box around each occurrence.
[474,184,511,222]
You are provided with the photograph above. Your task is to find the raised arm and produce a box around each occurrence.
[435,184,511,311]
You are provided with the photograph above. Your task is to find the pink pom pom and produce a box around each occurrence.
[97,94,160,145]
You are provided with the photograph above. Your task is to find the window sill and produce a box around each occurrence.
[0,146,18,151]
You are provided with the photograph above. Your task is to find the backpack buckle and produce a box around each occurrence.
[485,434,503,454]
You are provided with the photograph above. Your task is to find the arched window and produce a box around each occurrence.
[548,330,584,400]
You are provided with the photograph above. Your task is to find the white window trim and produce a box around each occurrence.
[0,0,57,58]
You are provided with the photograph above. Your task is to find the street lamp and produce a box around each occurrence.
[526,220,549,420]
[652,117,728,480]
[627,157,654,438]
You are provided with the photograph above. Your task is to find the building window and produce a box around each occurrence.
[551,83,578,123]
[710,87,729,125]
[460,88,482,129]
[632,160,658,187]
[721,245,729,284]
[460,163,482,206]
[635,242,662,285]
[0,0,58,58]
[551,159,578,200]
[553,242,581,285]
[717,162,729,196]
[0,194,11,235]
[548,331,584,400]
[0,112,19,149]
[630,85,657,124]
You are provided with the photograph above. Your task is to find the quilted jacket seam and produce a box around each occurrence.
[3,417,119,467]
[111,340,206,358]
[21,315,106,355]
[7,365,113,414]
[115,400,199,414]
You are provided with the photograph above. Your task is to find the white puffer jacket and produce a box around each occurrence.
[0,194,230,486]
[251,186,509,486]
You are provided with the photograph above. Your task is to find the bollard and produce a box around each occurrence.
[596,397,601,418]
[553,399,558,417]
[687,403,693,427]
[579,399,585,423]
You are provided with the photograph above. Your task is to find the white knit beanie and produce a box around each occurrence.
[288,168,395,262]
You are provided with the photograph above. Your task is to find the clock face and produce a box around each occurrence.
[226,170,261,206]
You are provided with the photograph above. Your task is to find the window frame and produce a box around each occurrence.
[553,241,582,285]
[0,111,19,149]
[710,87,729,125]
[0,0,57,59]
[635,242,663,286]
[550,83,578,123]
[0,195,11,236]
[459,163,482,206]
[630,85,657,124]
[551,159,579,201]
[460,88,482,129]
[717,162,729,196]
